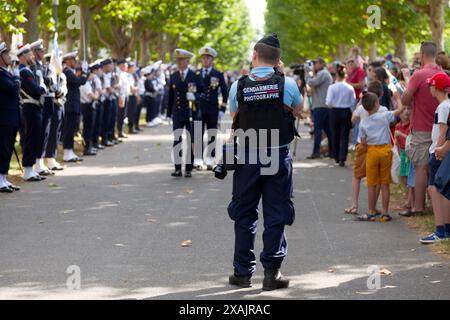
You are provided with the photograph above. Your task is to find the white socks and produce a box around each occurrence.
[0,174,9,188]
[46,158,61,168]
[23,167,38,180]
[35,158,49,173]
[63,149,78,161]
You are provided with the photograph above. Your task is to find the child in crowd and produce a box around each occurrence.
[420,72,450,244]
[395,109,415,212]
[345,80,387,215]
[357,91,404,222]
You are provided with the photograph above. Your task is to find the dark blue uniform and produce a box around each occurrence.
[63,67,86,150]
[31,60,53,160]
[198,67,228,159]
[167,69,203,172]
[19,64,46,168]
[0,67,21,175]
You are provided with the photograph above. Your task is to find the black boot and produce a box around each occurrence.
[262,269,289,291]
[171,170,182,177]
[229,274,252,288]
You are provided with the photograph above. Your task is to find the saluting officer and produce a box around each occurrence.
[167,49,203,178]
[197,46,228,170]
[30,39,54,176]
[0,42,22,192]
[90,60,105,150]
[79,64,99,156]
[99,58,115,147]
[227,34,302,290]
[62,51,87,162]
[17,44,47,181]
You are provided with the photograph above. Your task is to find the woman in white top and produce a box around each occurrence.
[326,63,356,166]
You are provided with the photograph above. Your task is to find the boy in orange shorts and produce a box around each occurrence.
[357,92,405,221]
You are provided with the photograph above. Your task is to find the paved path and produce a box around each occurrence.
[1,120,449,300]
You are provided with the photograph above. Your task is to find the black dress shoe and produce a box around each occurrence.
[306,154,321,160]
[128,129,139,134]
[64,157,83,163]
[38,170,54,176]
[229,274,252,288]
[171,170,182,177]
[184,171,192,178]
[206,165,213,171]
[96,144,105,150]
[0,186,14,193]
[118,133,128,139]
[104,140,114,147]
[8,184,21,191]
[50,166,64,171]
[339,161,345,167]
[83,149,97,156]
[25,175,44,182]
[262,269,289,291]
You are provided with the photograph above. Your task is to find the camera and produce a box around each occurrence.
[213,163,228,180]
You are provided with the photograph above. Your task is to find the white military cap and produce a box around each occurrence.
[152,60,162,70]
[0,42,9,54]
[62,51,78,61]
[30,39,44,51]
[17,44,31,56]
[142,65,153,75]
[199,46,217,58]
[174,49,194,59]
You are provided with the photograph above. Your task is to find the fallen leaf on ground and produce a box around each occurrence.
[114,243,125,247]
[380,268,392,276]
[181,240,192,247]
[148,219,157,223]
[48,182,59,188]
[431,280,441,284]
[328,269,335,273]
[186,189,193,194]
[112,182,119,186]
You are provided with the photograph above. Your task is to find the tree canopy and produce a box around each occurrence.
[265,0,449,64]
[0,0,255,70]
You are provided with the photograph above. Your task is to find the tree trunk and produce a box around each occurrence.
[65,29,75,53]
[429,0,445,52]
[336,44,346,62]
[23,0,42,43]
[394,37,407,63]
[79,2,92,61]
[139,32,150,66]
[0,31,12,46]
[368,43,377,62]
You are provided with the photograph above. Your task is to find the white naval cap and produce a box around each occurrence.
[199,46,217,58]
[142,65,153,75]
[30,39,44,51]
[174,48,194,59]
[17,44,31,56]
[62,51,78,61]
[0,42,9,54]
[152,60,162,70]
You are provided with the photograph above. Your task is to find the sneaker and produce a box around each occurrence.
[420,233,446,244]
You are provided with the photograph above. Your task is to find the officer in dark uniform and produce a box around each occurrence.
[62,51,87,162]
[197,46,228,170]
[226,34,302,290]
[167,49,203,178]
[30,39,54,176]
[17,44,47,182]
[44,52,66,171]
[0,42,21,192]
[100,58,115,147]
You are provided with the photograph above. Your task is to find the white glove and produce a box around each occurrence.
[186,92,196,101]
[81,61,89,73]
[218,111,225,121]
[13,68,20,77]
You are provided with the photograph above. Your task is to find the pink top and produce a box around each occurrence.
[407,63,442,132]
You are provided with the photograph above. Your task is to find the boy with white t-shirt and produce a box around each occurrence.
[420,72,450,244]
[357,91,404,222]
[345,80,387,215]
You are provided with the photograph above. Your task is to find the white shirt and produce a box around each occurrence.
[80,81,94,104]
[430,99,450,154]
[359,110,396,145]
[354,104,388,143]
[202,66,212,78]
[119,70,130,98]
[326,81,356,109]
[179,69,188,81]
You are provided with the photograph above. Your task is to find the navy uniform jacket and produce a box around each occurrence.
[197,68,228,115]
[63,67,87,113]
[19,64,46,106]
[0,67,21,127]
[167,69,203,121]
